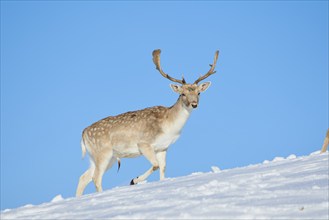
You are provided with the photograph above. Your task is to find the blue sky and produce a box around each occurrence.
[1,1,328,210]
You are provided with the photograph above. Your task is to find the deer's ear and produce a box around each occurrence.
[198,82,211,92]
[170,84,183,94]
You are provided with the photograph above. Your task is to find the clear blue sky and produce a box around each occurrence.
[1,1,328,210]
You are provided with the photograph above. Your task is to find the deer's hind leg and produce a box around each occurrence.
[92,150,114,193]
[76,161,95,197]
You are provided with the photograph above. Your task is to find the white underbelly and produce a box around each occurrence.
[113,145,141,158]
[112,133,181,157]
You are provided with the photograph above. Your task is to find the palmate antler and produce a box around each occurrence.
[152,49,219,85]
[194,50,219,85]
[152,49,186,84]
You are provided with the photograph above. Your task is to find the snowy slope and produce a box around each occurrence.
[1,151,328,219]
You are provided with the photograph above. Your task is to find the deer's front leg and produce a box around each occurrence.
[156,151,167,180]
[130,143,159,185]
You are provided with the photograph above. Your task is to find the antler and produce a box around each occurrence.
[152,49,186,84]
[194,50,219,84]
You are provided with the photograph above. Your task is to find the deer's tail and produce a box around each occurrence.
[81,138,87,159]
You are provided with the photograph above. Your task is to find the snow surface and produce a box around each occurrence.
[1,151,328,219]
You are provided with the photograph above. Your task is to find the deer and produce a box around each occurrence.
[76,49,219,196]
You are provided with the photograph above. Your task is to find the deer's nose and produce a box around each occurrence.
[191,103,198,108]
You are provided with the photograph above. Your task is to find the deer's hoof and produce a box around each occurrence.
[130,177,138,185]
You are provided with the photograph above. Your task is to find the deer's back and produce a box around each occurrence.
[82,106,170,157]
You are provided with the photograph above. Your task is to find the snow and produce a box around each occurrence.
[1,151,328,219]
[210,166,221,173]
[50,195,64,203]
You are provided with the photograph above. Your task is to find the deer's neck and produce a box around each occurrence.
[166,96,192,134]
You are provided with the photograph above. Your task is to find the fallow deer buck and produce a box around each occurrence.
[76,49,219,196]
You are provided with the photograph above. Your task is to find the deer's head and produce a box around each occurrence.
[152,49,219,109]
